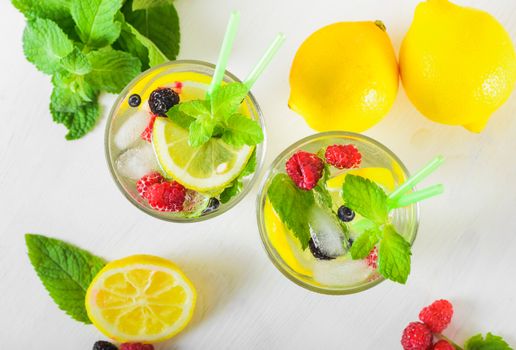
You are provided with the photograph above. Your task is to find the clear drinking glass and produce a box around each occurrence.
[105,60,265,222]
[256,132,419,294]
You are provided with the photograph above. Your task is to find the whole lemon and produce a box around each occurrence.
[400,0,516,132]
[289,21,399,132]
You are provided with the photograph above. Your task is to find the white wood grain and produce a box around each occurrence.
[1,0,516,348]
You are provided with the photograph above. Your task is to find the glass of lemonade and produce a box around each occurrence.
[105,60,265,222]
[256,132,419,294]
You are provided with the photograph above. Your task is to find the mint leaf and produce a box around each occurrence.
[13,0,74,33]
[220,180,242,204]
[222,114,264,147]
[51,71,96,112]
[123,0,180,60]
[342,175,389,224]
[189,116,216,147]
[211,83,249,121]
[60,49,91,75]
[268,174,315,250]
[71,0,123,48]
[25,234,106,323]
[179,100,211,119]
[22,18,74,75]
[350,228,381,259]
[51,100,100,140]
[132,0,172,11]
[119,22,168,68]
[378,225,411,284]
[313,165,332,209]
[166,105,196,130]
[85,48,141,93]
[219,149,257,203]
[465,333,512,350]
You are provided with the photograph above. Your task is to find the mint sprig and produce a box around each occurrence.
[25,234,106,324]
[167,82,264,148]
[14,0,181,139]
[343,174,412,283]
[220,149,256,203]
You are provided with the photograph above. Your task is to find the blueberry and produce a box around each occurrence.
[93,341,118,350]
[308,238,335,260]
[202,197,220,215]
[128,94,141,107]
[337,206,355,222]
[148,87,180,114]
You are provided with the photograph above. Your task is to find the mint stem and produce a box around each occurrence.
[436,333,464,350]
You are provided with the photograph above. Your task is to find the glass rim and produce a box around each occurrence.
[256,131,420,295]
[105,60,267,223]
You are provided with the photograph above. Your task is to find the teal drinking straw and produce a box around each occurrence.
[389,184,444,209]
[207,11,240,97]
[244,33,286,90]
[388,155,445,203]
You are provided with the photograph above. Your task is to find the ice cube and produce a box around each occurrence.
[309,206,348,258]
[182,190,209,216]
[313,259,373,286]
[114,110,150,149]
[115,144,159,180]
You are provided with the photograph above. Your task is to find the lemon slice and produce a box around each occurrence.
[86,255,196,343]
[152,117,254,192]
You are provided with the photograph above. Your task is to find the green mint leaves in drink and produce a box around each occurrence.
[342,174,412,283]
[166,82,264,148]
[14,0,181,139]
[220,149,257,204]
[25,234,106,324]
[464,333,513,350]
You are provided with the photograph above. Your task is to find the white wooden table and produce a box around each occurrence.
[1,0,516,348]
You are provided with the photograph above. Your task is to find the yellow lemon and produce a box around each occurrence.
[289,21,399,132]
[400,0,516,132]
[86,255,196,343]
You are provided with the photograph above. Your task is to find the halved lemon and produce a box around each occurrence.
[152,118,254,192]
[86,255,196,343]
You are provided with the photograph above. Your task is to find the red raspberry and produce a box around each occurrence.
[141,114,158,142]
[285,151,324,190]
[419,299,453,333]
[120,343,154,350]
[432,340,454,350]
[366,246,378,269]
[146,181,186,212]
[324,144,361,169]
[401,322,433,350]
[136,172,165,199]
[173,81,183,94]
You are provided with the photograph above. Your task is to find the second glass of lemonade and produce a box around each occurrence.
[106,61,265,222]
[257,132,419,294]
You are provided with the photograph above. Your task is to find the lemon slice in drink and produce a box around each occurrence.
[152,117,254,192]
[86,255,196,342]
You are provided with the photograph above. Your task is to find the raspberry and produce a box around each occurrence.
[146,181,186,212]
[93,341,118,350]
[324,144,361,169]
[173,81,183,94]
[148,87,179,114]
[401,322,433,350]
[136,172,165,199]
[141,114,158,142]
[432,340,454,350]
[419,299,453,333]
[119,344,154,350]
[285,151,324,190]
[366,246,378,269]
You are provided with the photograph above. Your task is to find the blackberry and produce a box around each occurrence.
[148,87,179,114]
[308,238,335,260]
[202,197,220,214]
[128,94,141,107]
[93,341,118,350]
[337,206,355,222]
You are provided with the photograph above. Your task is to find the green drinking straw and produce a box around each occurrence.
[388,155,445,203]
[207,11,241,97]
[389,184,444,209]
[244,33,286,90]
